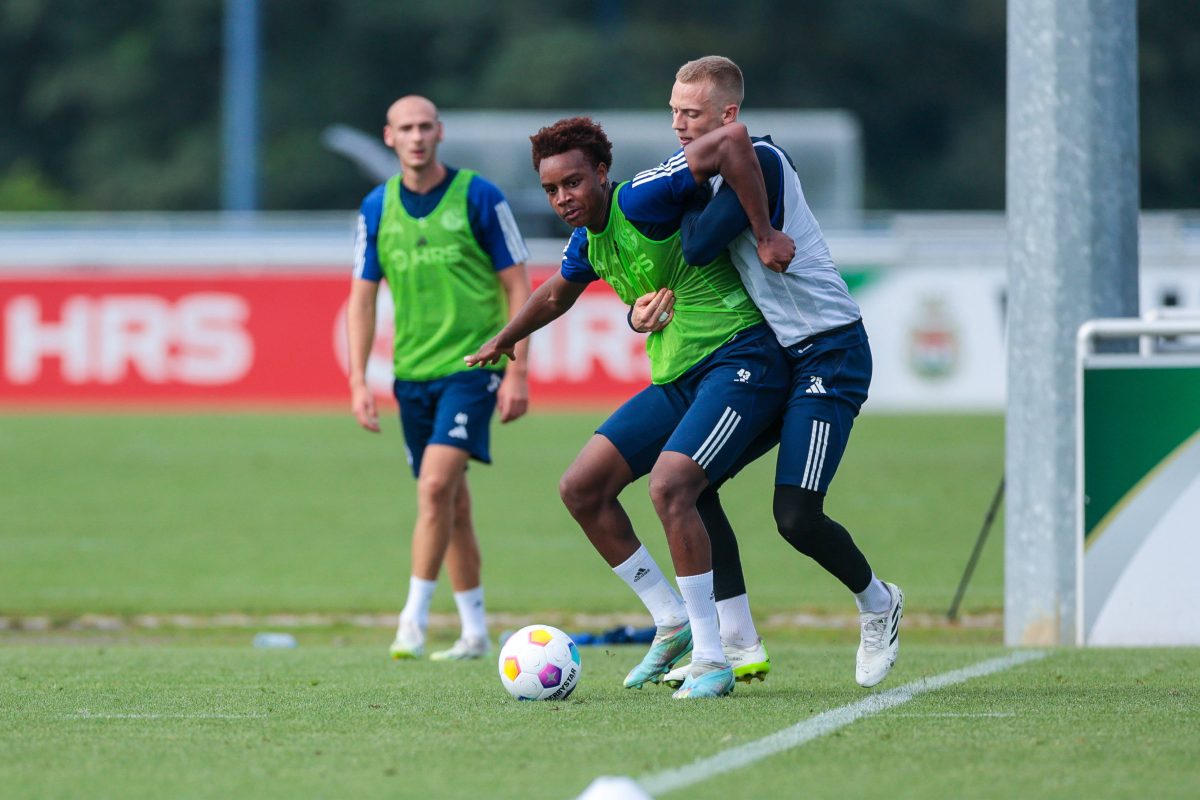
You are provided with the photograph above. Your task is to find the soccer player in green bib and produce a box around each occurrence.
[347,95,532,662]
[467,117,793,699]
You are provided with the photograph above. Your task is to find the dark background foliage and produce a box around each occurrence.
[1,0,1194,212]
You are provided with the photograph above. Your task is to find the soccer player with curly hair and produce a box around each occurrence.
[469,115,794,699]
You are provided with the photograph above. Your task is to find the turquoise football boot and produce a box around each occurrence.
[671,661,735,699]
[623,621,692,688]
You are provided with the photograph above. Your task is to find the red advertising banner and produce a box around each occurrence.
[0,268,648,408]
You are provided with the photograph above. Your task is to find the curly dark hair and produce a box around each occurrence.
[529,116,613,172]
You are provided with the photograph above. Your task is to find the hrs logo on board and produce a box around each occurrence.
[4,293,253,385]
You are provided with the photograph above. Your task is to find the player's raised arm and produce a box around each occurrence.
[466,272,587,366]
[684,123,794,271]
[680,144,785,267]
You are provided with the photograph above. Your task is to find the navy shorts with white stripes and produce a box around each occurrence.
[596,323,789,481]
[776,319,871,491]
[393,368,503,477]
[722,319,872,492]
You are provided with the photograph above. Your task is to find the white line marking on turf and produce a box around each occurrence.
[632,650,1047,798]
[890,712,1016,718]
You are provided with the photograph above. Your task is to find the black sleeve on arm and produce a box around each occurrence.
[680,145,785,266]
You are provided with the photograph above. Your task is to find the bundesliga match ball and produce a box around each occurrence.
[497,624,582,701]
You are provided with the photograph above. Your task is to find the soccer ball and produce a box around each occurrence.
[497,624,582,701]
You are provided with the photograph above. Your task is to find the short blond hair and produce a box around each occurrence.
[676,56,744,107]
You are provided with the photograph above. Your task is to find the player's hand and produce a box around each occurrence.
[630,288,675,333]
[351,383,381,433]
[497,372,529,424]
[465,338,515,367]
[757,229,795,273]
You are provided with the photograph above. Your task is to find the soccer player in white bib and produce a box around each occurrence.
[633,57,904,689]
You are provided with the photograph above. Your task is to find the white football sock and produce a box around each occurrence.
[716,593,759,648]
[454,586,488,641]
[399,575,438,631]
[612,545,688,629]
[854,574,892,614]
[676,571,723,665]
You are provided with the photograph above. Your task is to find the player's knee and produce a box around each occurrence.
[648,463,703,519]
[773,486,826,557]
[416,472,457,510]
[558,469,602,519]
[646,473,680,518]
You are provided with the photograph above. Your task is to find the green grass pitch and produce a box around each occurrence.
[0,412,1005,617]
[2,412,1197,799]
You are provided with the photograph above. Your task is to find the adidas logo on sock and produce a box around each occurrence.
[633,567,650,582]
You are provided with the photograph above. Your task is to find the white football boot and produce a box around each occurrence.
[662,637,770,688]
[430,635,490,661]
[388,618,425,660]
[856,582,904,687]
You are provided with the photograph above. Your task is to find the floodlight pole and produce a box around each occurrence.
[1005,0,1140,645]
[221,0,261,211]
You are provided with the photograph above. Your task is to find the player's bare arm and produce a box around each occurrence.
[495,264,533,423]
[466,272,588,366]
[629,288,676,333]
[346,277,382,433]
[683,123,794,271]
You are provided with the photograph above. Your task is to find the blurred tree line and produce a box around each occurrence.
[1,0,1196,212]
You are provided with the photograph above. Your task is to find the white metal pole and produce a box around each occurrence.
[1005,0,1140,645]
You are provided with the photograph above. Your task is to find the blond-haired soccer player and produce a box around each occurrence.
[647,57,904,689]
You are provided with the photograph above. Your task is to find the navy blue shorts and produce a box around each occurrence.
[596,324,790,482]
[393,369,503,477]
[722,319,872,493]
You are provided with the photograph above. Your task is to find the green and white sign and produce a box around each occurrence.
[1078,319,1200,645]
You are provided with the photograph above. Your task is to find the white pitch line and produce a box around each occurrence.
[890,712,1016,718]
[632,650,1047,798]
